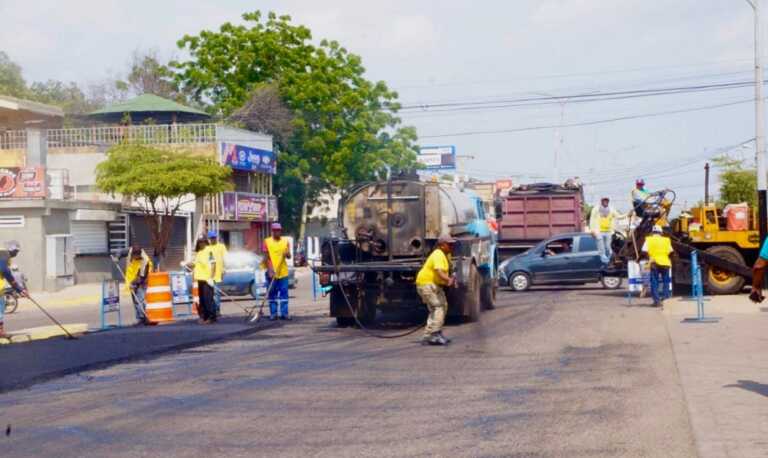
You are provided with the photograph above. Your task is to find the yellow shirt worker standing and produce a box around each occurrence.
[642,225,674,307]
[207,230,228,316]
[416,235,456,346]
[262,222,292,320]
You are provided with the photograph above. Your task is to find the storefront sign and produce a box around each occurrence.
[221,192,276,221]
[222,192,237,220]
[221,142,276,174]
[0,167,46,199]
[237,193,268,220]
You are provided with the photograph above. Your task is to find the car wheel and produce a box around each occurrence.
[601,276,622,289]
[510,272,530,292]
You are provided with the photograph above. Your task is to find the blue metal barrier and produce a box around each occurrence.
[682,250,719,323]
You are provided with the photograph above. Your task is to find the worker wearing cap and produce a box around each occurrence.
[589,197,624,264]
[642,226,674,307]
[207,230,228,317]
[415,235,456,346]
[262,222,291,320]
[631,179,651,218]
[191,237,217,324]
[0,240,26,337]
[122,245,153,325]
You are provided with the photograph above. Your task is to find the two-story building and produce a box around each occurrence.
[0,94,277,291]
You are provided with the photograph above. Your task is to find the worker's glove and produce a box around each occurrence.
[749,288,765,303]
[206,279,215,287]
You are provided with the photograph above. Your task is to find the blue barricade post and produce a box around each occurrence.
[169,271,194,318]
[682,250,719,323]
[100,279,121,329]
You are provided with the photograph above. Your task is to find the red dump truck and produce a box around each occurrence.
[495,183,585,258]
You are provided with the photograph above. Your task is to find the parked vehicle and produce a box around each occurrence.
[183,251,296,300]
[498,232,622,292]
[314,176,498,326]
[496,182,584,258]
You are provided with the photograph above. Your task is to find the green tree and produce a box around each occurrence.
[118,49,185,102]
[0,51,27,97]
[96,144,232,266]
[713,155,757,207]
[173,11,418,234]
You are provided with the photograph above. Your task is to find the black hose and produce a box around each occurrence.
[330,240,426,339]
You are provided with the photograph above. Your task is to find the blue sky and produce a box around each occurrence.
[1,0,764,211]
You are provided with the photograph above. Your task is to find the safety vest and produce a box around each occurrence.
[193,246,215,281]
[265,237,290,279]
[124,250,153,292]
[644,234,673,267]
[210,242,228,282]
[599,214,614,232]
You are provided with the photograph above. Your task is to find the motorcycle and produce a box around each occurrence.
[3,266,26,314]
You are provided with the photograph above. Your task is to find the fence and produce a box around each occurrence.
[0,123,218,150]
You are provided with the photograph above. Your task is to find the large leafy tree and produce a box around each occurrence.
[713,156,757,208]
[0,51,27,97]
[96,144,232,266]
[173,11,418,234]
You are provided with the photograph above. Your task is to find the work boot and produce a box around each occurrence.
[438,331,452,344]
[428,333,448,346]
[269,315,278,321]
[421,334,433,345]
[0,322,5,338]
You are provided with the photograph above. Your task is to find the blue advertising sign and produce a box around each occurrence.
[418,145,456,170]
[100,279,121,329]
[221,142,276,174]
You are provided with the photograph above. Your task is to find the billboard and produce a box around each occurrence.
[0,167,46,199]
[221,192,278,221]
[418,146,456,171]
[221,142,276,174]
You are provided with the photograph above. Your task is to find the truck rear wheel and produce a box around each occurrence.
[704,245,746,295]
[464,264,482,322]
[480,275,496,310]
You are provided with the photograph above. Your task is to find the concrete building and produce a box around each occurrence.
[0,101,275,291]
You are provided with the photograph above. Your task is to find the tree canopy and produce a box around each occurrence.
[173,11,419,233]
[96,144,232,262]
[713,155,757,208]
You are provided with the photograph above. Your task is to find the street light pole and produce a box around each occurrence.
[747,0,768,244]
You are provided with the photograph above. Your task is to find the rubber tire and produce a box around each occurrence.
[601,276,623,289]
[704,245,746,295]
[336,317,355,327]
[5,294,18,314]
[357,292,377,325]
[464,264,482,322]
[509,272,531,292]
[480,276,496,310]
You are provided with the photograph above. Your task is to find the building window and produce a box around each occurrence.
[0,215,25,228]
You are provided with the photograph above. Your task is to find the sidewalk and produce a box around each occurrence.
[665,295,768,458]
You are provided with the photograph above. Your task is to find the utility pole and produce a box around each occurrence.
[747,0,768,244]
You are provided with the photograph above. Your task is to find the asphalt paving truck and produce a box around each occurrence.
[314,176,498,327]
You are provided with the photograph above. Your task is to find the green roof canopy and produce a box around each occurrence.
[88,94,210,123]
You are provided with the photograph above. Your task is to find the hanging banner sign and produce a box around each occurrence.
[237,193,268,220]
[0,167,46,199]
[221,142,276,174]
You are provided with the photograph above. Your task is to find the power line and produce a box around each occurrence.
[419,98,754,139]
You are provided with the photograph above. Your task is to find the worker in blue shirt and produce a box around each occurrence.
[749,237,768,303]
[0,240,26,337]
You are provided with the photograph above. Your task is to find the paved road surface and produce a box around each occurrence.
[0,288,696,457]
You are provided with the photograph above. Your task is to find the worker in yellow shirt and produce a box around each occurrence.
[191,237,217,324]
[262,222,291,321]
[589,197,625,264]
[122,245,153,325]
[207,230,228,318]
[642,225,674,307]
[415,235,456,346]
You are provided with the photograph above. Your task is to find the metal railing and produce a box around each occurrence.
[0,130,27,150]
[0,123,218,150]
